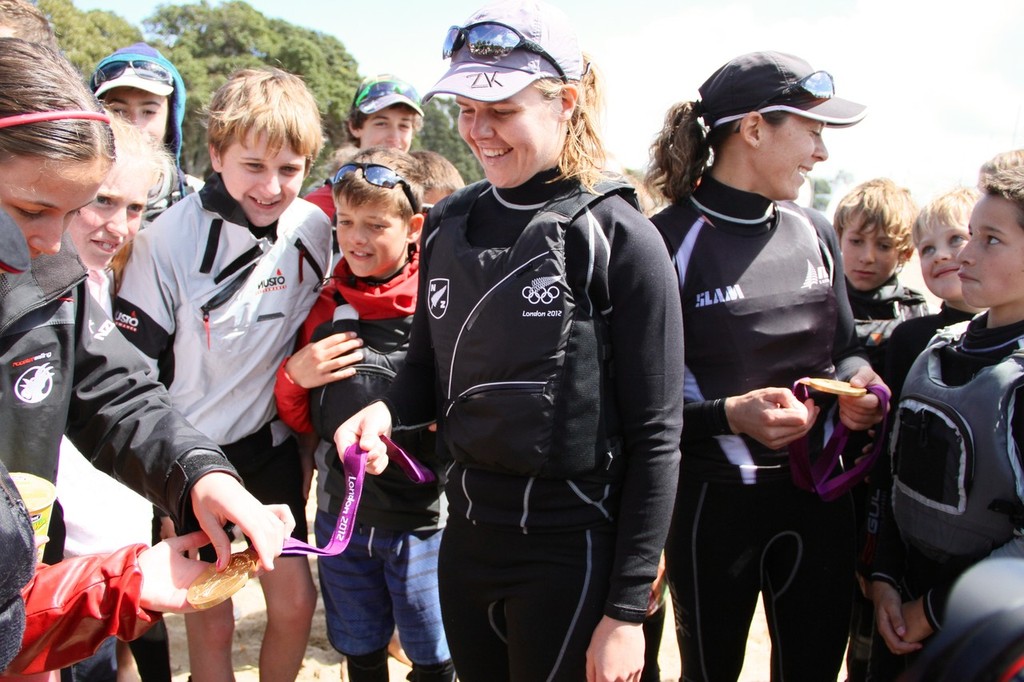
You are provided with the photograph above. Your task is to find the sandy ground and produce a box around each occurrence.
[161,482,781,681]
[164,566,779,681]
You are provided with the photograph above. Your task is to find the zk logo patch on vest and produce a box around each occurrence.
[429,278,449,319]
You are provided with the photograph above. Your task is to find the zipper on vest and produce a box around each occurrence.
[445,381,546,417]
[199,261,259,349]
[294,238,323,285]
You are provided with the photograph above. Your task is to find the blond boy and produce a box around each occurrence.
[113,68,332,681]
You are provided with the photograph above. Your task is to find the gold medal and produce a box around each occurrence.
[798,377,868,397]
[186,547,257,610]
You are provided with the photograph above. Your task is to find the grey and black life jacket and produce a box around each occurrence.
[426,179,635,480]
[891,323,1024,561]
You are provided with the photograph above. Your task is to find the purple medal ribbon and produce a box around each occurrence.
[788,380,890,501]
[281,435,435,557]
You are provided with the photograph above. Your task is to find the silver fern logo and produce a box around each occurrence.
[801,260,830,288]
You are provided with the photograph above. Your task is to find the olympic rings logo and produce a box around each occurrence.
[522,285,560,305]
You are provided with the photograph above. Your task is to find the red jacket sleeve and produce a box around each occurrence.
[275,359,314,434]
[6,545,159,675]
[274,283,337,434]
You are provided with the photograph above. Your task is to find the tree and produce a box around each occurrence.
[40,0,141,73]
[143,0,359,181]
[43,1,478,190]
[416,97,483,185]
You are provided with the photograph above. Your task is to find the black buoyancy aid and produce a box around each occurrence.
[425,178,635,480]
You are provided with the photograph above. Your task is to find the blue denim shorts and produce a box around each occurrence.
[314,508,449,664]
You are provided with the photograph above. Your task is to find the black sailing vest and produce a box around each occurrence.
[426,179,633,480]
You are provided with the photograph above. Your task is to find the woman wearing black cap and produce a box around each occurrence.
[334,1,684,680]
[648,51,888,681]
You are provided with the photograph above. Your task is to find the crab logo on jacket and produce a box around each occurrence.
[15,363,55,404]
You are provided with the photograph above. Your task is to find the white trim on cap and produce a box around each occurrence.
[712,102,866,129]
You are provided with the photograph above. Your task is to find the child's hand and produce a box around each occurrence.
[284,331,364,389]
[138,531,214,613]
[871,581,923,655]
[838,366,888,431]
[334,401,394,475]
[901,597,935,644]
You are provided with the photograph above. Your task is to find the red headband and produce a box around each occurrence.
[0,110,111,129]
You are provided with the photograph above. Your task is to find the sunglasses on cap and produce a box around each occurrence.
[442,21,568,82]
[92,60,174,89]
[754,70,835,112]
[332,163,421,214]
[353,78,421,110]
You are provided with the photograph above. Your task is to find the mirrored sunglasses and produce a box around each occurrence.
[755,70,835,111]
[92,60,174,89]
[442,21,568,82]
[332,163,420,214]
[353,79,421,110]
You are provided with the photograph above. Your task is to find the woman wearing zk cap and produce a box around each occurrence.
[334,1,684,680]
[647,51,889,681]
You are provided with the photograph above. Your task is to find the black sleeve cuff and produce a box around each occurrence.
[166,449,239,533]
[682,398,732,442]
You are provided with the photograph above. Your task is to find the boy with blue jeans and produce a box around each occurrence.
[113,67,332,682]
[869,166,1024,671]
[275,147,453,682]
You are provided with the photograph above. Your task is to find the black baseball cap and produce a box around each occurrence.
[0,207,29,274]
[698,51,866,129]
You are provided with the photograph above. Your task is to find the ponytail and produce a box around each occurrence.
[536,52,606,191]
[646,101,710,204]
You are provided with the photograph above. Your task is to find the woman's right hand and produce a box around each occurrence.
[333,400,394,475]
[284,331,363,389]
[724,387,818,450]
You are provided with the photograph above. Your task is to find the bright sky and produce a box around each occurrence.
[75,0,1024,205]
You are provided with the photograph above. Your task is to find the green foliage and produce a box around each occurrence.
[143,0,358,181]
[416,97,483,185]
[42,1,477,190]
[40,0,141,73]
[811,176,832,212]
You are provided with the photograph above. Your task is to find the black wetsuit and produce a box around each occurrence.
[383,170,684,681]
[652,175,869,682]
[844,275,929,682]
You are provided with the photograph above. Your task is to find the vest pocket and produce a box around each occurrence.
[312,365,397,442]
[444,381,553,476]
[892,396,973,516]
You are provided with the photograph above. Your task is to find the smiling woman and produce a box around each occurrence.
[646,50,890,682]
[331,1,685,681]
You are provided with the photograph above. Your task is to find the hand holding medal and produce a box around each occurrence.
[797,376,868,397]
[186,547,258,610]
[186,436,433,609]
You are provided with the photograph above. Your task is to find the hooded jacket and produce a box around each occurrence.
[91,43,187,168]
